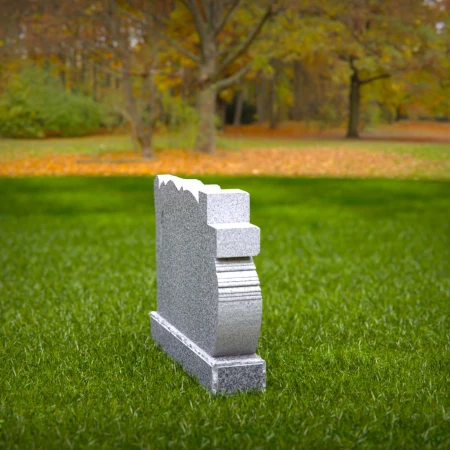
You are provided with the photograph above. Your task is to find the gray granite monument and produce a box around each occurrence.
[150,175,266,394]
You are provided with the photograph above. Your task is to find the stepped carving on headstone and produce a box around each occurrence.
[150,175,266,394]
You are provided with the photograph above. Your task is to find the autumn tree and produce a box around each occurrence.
[247,3,347,129]
[154,0,276,154]
[315,0,444,138]
[1,0,448,146]
[7,0,164,156]
[80,0,162,157]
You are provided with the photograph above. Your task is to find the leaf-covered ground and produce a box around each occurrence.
[224,121,450,144]
[1,147,449,179]
[1,177,449,448]
[1,122,449,180]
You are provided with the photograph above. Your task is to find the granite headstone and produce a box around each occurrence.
[150,175,266,394]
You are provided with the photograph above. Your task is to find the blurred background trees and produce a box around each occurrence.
[0,0,448,156]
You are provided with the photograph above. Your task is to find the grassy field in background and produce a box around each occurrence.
[1,176,449,448]
[1,128,450,162]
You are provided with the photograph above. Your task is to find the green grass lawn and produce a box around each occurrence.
[1,176,449,448]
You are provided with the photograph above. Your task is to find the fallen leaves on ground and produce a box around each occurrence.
[1,147,448,179]
[224,121,450,143]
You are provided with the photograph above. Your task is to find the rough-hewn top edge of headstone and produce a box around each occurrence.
[155,174,225,202]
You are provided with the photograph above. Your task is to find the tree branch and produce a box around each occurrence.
[217,2,274,74]
[132,7,200,63]
[199,0,211,23]
[90,53,149,78]
[154,29,200,63]
[344,22,383,59]
[360,73,390,85]
[349,55,358,74]
[215,60,253,90]
[180,0,208,45]
[214,0,241,36]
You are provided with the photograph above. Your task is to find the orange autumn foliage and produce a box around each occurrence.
[0,147,448,179]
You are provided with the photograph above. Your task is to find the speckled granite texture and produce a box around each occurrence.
[151,312,266,394]
[151,175,265,393]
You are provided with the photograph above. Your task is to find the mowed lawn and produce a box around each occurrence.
[1,133,450,161]
[0,176,449,448]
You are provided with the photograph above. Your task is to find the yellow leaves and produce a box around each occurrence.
[1,139,447,179]
[167,6,196,38]
[390,82,402,93]
[180,57,197,69]
[252,55,272,75]
[170,6,194,25]
[111,61,122,70]
[219,88,234,103]
[379,53,391,65]
[154,73,179,91]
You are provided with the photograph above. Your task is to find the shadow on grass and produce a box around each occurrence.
[0,176,449,220]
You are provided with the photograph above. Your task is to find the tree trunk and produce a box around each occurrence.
[92,61,97,101]
[139,131,153,158]
[256,79,268,123]
[79,52,86,86]
[145,70,157,158]
[395,104,404,121]
[268,72,277,129]
[346,72,361,138]
[233,90,244,126]
[106,0,153,158]
[58,54,66,90]
[180,67,186,100]
[292,60,303,121]
[177,0,272,151]
[217,96,226,131]
[196,38,217,154]
[122,57,154,158]
[59,69,66,90]
[196,85,217,154]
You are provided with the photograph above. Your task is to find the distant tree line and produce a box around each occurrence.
[0,0,448,157]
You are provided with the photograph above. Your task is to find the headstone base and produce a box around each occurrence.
[150,312,266,394]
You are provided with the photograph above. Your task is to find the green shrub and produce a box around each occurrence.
[0,67,104,138]
[160,92,198,129]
